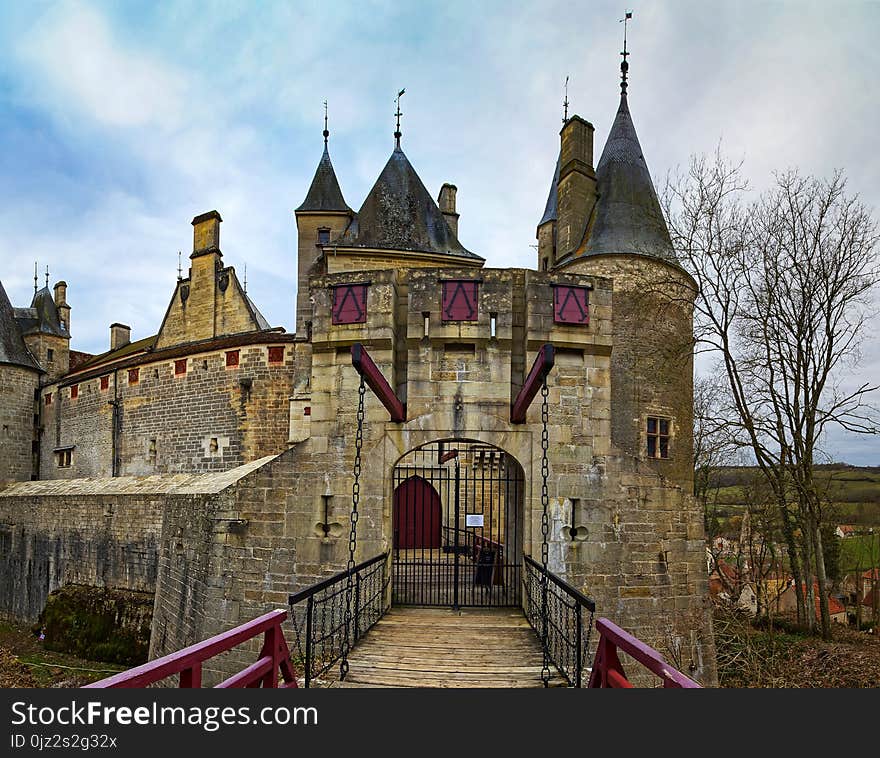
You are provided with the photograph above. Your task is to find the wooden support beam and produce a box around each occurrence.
[351,343,406,422]
[510,343,555,423]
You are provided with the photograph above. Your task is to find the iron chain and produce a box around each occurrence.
[540,378,551,687]
[340,376,366,681]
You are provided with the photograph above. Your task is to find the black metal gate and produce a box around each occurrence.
[392,440,524,607]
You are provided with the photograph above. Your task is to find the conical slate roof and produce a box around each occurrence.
[538,154,560,227]
[18,287,69,338]
[296,146,352,213]
[340,146,482,260]
[0,281,39,370]
[579,93,676,263]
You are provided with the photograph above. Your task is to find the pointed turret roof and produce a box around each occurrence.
[339,146,482,260]
[538,154,560,227]
[0,281,39,370]
[578,93,675,263]
[17,286,69,338]
[296,145,352,214]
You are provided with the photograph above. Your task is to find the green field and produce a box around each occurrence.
[704,465,880,528]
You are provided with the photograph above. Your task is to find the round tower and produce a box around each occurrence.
[0,281,41,482]
[558,90,696,490]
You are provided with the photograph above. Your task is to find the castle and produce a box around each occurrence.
[0,63,717,684]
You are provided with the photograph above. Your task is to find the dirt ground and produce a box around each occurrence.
[714,605,880,688]
[0,620,126,688]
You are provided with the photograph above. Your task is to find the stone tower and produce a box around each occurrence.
[0,282,41,482]
[294,127,354,338]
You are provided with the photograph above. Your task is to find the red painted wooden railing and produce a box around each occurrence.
[85,609,298,689]
[587,617,701,688]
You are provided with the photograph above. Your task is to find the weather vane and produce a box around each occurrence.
[620,10,633,95]
[394,88,405,148]
[45,265,49,289]
[33,261,38,295]
[243,263,248,294]
[177,251,183,281]
[323,100,329,146]
[563,75,570,122]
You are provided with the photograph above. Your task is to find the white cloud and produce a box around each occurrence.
[16,1,184,130]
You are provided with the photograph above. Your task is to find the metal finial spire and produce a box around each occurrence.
[45,265,50,289]
[243,263,248,294]
[563,75,570,122]
[177,251,183,281]
[323,100,329,147]
[620,10,632,95]
[394,88,405,148]
[33,261,38,295]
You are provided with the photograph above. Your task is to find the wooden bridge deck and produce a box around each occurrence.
[321,606,568,688]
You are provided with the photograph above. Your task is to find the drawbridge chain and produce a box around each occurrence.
[340,375,366,681]
[540,378,551,687]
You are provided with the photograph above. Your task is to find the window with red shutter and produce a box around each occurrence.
[441,280,480,322]
[174,359,187,376]
[268,346,285,364]
[332,283,368,325]
[553,285,590,325]
[128,368,139,385]
[226,350,240,368]
[70,384,78,399]
[100,376,109,391]
[45,393,52,406]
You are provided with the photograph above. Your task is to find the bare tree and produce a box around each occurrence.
[665,152,880,639]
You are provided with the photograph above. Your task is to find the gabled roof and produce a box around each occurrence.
[17,287,69,338]
[577,93,676,263]
[71,334,157,373]
[338,146,483,260]
[0,281,40,370]
[296,145,352,214]
[538,154,560,227]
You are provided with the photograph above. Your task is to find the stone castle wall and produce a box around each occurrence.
[0,365,39,483]
[39,342,298,479]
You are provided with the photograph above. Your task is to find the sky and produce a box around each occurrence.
[0,0,878,464]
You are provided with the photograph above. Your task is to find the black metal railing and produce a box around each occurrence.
[287,552,389,687]
[523,554,596,687]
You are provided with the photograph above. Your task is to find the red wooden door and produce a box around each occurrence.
[393,476,442,549]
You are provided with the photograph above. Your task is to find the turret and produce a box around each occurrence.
[294,118,354,338]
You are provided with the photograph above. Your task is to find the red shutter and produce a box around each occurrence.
[174,359,187,375]
[553,285,590,325]
[441,280,480,322]
[226,350,240,368]
[332,284,368,324]
[70,384,78,399]
[268,346,285,363]
[100,376,109,390]
[128,368,139,385]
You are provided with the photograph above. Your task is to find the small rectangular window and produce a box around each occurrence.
[317,228,331,245]
[174,359,187,376]
[47,348,54,362]
[57,449,72,468]
[100,376,109,391]
[304,406,311,416]
[45,393,52,406]
[268,346,285,364]
[490,313,498,338]
[70,384,78,400]
[423,312,430,338]
[128,368,139,385]
[647,416,671,459]
[226,350,240,368]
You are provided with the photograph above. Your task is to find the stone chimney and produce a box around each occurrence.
[110,323,131,351]
[191,210,222,257]
[54,281,71,333]
[556,116,597,257]
[438,183,459,237]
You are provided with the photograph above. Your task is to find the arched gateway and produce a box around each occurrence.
[392,440,524,608]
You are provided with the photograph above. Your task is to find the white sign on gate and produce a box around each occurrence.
[465,514,484,527]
